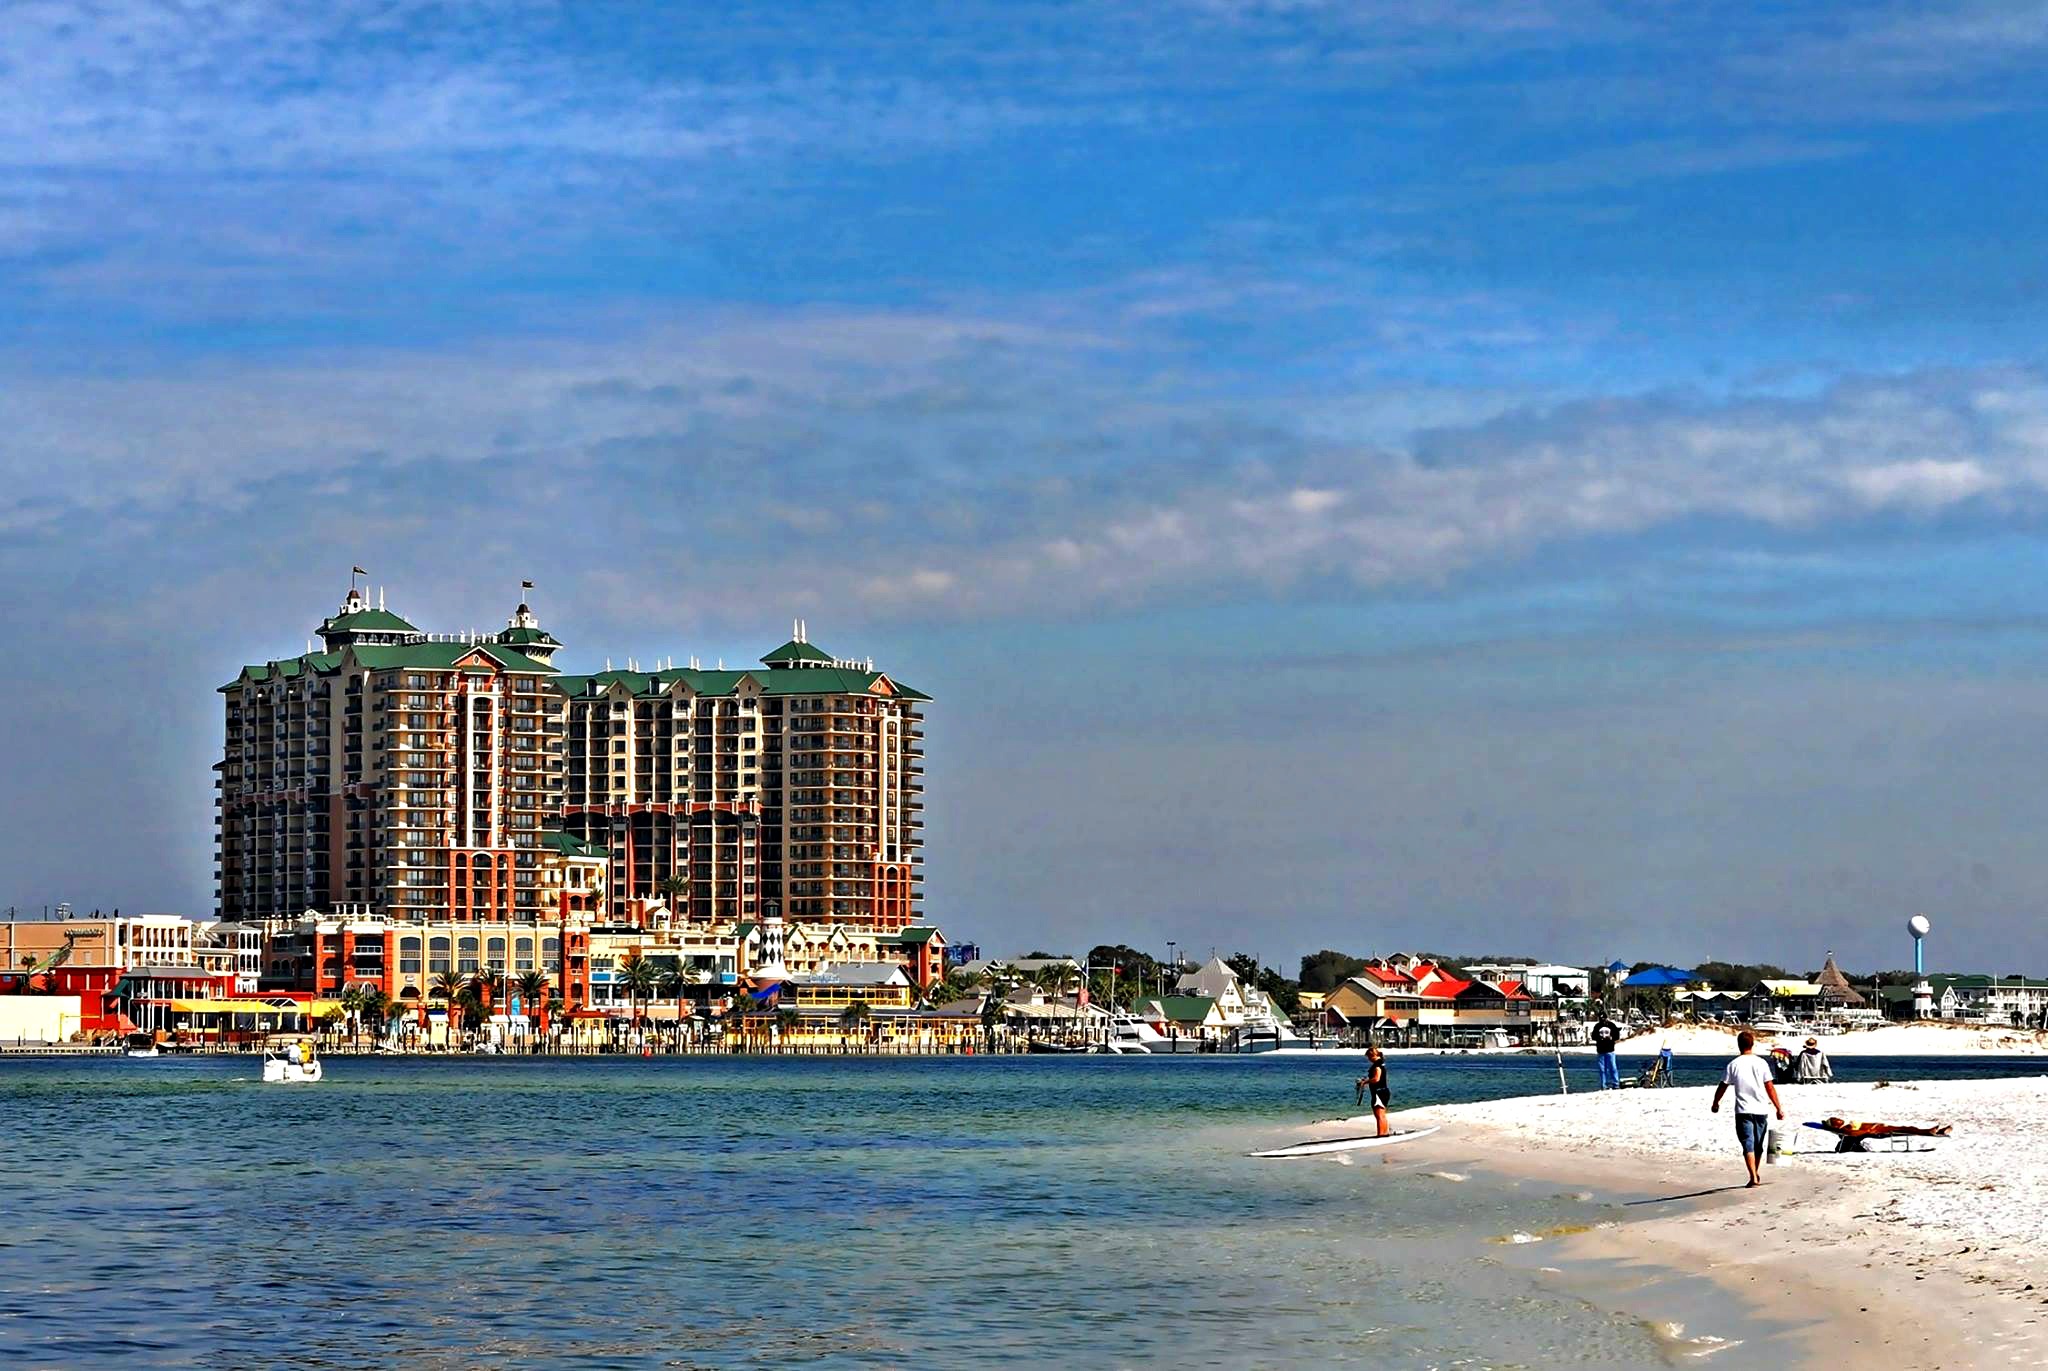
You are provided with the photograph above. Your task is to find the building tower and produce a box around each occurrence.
[218,583,566,928]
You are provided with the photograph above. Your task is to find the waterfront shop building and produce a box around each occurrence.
[1321,961,1544,1044]
[0,913,216,1036]
[1460,962,1592,1000]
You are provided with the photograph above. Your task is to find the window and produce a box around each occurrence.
[542,936,561,972]
[400,936,423,975]
[429,936,451,973]
[515,938,535,971]
[458,936,480,973]
[486,936,507,972]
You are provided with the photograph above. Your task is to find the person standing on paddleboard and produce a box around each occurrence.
[1365,1046,1391,1137]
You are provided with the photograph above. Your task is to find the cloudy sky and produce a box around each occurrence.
[6,1,2048,974]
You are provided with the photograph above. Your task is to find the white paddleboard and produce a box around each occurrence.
[1250,1126,1441,1158]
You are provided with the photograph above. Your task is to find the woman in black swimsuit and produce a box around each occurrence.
[1366,1046,1391,1137]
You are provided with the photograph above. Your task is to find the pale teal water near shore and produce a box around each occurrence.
[1,1053,2033,1368]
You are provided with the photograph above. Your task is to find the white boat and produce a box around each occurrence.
[262,1047,323,1083]
[124,1033,160,1058]
[1106,1013,1215,1053]
[1749,1017,1795,1036]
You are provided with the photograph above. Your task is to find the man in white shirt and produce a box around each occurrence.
[1711,1029,1785,1188]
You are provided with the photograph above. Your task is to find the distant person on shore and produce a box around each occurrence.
[1362,1047,1391,1137]
[1592,1010,1621,1089]
[1711,1030,1784,1188]
[1794,1038,1833,1083]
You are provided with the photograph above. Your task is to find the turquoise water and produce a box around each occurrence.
[1,1053,2033,1368]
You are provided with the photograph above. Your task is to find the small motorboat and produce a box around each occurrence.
[262,1041,324,1083]
[124,1032,161,1058]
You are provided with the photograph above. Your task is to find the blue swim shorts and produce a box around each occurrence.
[1735,1112,1771,1156]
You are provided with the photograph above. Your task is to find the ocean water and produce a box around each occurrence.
[0,1052,2033,1368]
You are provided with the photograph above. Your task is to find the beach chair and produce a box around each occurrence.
[1617,1058,1663,1089]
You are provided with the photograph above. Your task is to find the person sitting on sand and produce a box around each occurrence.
[1818,1116,1952,1144]
[1710,1029,1784,1188]
[1364,1047,1392,1137]
[1793,1038,1833,1083]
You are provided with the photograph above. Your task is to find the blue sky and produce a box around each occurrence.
[6,0,2048,974]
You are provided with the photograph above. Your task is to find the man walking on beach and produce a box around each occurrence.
[1591,1009,1621,1089]
[1711,1030,1784,1188]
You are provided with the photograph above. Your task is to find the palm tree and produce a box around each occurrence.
[337,985,366,1048]
[658,872,691,917]
[616,951,659,1041]
[472,967,503,1020]
[980,990,1006,1051]
[774,1006,801,1045]
[722,987,754,1049]
[514,969,548,1044]
[839,998,872,1035]
[427,970,463,1048]
[1042,963,1081,999]
[362,988,393,1046]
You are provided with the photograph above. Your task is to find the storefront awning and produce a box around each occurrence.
[167,998,342,1016]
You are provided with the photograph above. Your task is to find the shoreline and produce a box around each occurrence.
[1380,1079,2048,1368]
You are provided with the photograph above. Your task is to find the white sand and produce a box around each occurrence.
[1614,1020,2048,1057]
[1392,1077,2048,1367]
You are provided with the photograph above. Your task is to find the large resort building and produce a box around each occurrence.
[214,583,935,1015]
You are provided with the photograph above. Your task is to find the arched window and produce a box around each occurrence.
[429,936,451,973]
[542,936,561,972]
[486,936,507,972]
[458,936,480,973]
[515,938,535,971]
[400,936,423,976]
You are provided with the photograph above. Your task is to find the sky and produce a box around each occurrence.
[6,1,2048,975]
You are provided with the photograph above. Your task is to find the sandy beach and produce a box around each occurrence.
[1377,1076,2048,1368]
[1612,1020,2048,1057]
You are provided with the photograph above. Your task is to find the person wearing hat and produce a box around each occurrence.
[1794,1036,1833,1083]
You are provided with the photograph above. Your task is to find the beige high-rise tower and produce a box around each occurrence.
[216,584,566,924]
[553,623,928,931]
[221,592,928,934]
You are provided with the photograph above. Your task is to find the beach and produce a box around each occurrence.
[1612,1020,2048,1057]
[1379,1075,2048,1368]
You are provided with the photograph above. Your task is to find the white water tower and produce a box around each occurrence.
[1908,914,1932,1019]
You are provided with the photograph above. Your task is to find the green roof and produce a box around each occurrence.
[496,627,560,646]
[762,639,835,665]
[879,925,941,946]
[554,665,928,702]
[538,830,607,859]
[320,608,419,635]
[224,641,556,690]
